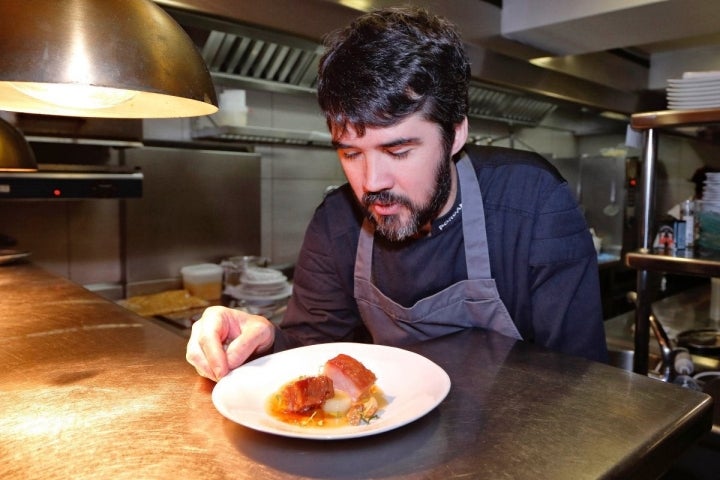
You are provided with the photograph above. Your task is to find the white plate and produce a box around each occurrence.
[667,92,720,100]
[667,84,720,92]
[225,283,292,303]
[668,96,720,103]
[668,102,720,110]
[682,71,720,79]
[668,76,720,86]
[212,342,451,440]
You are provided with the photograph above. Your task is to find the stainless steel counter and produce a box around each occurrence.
[0,263,713,479]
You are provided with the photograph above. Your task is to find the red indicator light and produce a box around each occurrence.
[53,189,62,197]
[629,178,637,187]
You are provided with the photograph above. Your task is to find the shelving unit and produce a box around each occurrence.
[628,108,720,374]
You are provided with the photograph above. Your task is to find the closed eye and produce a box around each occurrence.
[338,149,360,160]
[388,149,411,159]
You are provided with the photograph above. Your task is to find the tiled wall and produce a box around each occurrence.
[242,89,347,265]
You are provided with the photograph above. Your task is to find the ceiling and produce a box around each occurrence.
[306,0,720,97]
[157,0,720,133]
[497,0,720,89]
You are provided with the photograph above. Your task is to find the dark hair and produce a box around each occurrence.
[317,7,470,150]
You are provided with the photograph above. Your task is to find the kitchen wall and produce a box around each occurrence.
[122,147,262,295]
[142,88,350,267]
[1,86,716,296]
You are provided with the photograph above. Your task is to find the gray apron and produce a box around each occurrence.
[353,154,523,346]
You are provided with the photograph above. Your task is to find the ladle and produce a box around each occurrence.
[576,159,585,214]
[603,179,620,216]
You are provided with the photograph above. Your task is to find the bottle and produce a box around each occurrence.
[681,200,695,248]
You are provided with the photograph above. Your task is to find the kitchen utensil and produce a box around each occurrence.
[221,255,269,287]
[677,328,720,357]
[603,179,620,216]
[576,158,585,214]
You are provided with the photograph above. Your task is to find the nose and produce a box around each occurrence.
[362,155,393,193]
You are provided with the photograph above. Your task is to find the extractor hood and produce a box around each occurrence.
[0,164,143,199]
[167,7,559,129]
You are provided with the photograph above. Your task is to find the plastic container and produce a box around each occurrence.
[181,263,223,300]
[681,200,695,247]
[213,89,248,126]
[695,200,720,252]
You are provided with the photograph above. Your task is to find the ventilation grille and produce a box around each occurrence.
[192,23,557,125]
[468,84,557,126]
[200,30,323,93]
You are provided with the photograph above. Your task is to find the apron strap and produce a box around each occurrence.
[456,155,491,279]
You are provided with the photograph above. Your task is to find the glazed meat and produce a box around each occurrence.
[323,354,377,401]
[277,375,334,413]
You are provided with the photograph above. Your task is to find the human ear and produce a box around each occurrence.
[451,117,469,155]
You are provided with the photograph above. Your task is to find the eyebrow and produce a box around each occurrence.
[332,137,422,149]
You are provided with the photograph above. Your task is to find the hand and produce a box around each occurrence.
[186,306,275,381]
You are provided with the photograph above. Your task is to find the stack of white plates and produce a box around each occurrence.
[667,71,720,110]
[225,266,292,305]
[704,172,720,202]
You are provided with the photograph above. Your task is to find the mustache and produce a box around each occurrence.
[362,191,411,209]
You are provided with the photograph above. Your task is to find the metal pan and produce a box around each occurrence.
[677,328,720,356]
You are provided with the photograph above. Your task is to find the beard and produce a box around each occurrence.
[361,153,453,242]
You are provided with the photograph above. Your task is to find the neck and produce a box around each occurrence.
[416,160,459,237]
[440,161,459,217]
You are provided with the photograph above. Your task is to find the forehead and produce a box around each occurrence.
[332,114,441,146]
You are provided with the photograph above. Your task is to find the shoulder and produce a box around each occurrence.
[461,144,571,214]
[462,144,564,182]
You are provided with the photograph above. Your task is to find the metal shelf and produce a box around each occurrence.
[626,250,720,277]
[631,108,720,130]
[192,125,332,148]
[628,106,720,375]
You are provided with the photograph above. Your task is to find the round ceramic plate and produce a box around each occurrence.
[668,101,720,108]
[212,342,451,440]
[668,75,720,86]
[224,284,292,303]
[667,88,720,96]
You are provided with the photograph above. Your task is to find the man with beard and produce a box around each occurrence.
[186,7,608,381]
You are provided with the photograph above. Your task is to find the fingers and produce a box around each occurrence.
[186,317,223,380]
[225,316,275,367]
[185,306,275,381]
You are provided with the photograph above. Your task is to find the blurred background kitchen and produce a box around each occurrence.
[2,0,720,321]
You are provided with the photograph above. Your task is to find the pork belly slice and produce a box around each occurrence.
[278,375,334,413]
[323,354,377,401]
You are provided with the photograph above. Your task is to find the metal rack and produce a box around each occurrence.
[628,108,720,374]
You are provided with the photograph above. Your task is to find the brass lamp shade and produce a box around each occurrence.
[0,118,38,171]
[0,0,217,118]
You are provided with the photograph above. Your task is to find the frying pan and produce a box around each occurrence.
[677,328,720,356]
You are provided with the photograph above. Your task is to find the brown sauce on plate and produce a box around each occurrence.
[267,385,386,428]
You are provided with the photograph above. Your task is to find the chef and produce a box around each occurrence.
[186,6,608,381]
